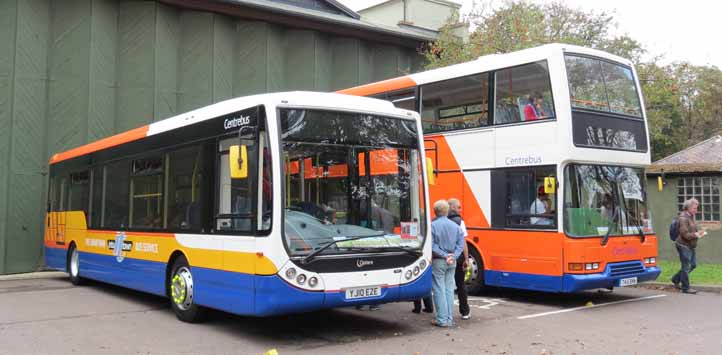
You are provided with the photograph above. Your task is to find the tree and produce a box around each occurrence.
[423,1,645,69]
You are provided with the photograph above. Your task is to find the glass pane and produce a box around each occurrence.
[714,213,720,221]
[421,74,489,132]
[565,55,642,117]
[104,160,130,229]
[131,174,163,229]
[90,168,103,228]
[68,171,90,218]
[494,61,554,124]
[387,89,416,111]
[217,138,254,232]
[167,145,205,231]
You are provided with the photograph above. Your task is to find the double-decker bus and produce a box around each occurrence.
[44,92,431,321]
[339,44,660,293]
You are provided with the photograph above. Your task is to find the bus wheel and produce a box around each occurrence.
[169,256,203,323]
[67,243,84,286]
[465,246,485,295]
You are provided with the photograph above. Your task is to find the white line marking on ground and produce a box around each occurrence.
[517,294,667,320]
[457,297,506,310]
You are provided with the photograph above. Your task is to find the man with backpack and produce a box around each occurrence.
[448,198,470,320]
[671,198,707,294]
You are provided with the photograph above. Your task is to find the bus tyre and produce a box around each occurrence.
[169,256,204,323]
[465,246,485,295]
[68,243,84,286]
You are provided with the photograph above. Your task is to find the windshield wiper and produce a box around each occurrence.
[375,245,423,258]
[301,233,386,264]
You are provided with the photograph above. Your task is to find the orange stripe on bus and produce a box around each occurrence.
[336,76,416,96]
[49,125,150,164]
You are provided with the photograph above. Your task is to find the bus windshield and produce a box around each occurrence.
[565,55,642,117]
[280,109,426,257]
[564,164,653,237]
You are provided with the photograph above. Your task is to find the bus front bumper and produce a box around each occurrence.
[562,261,661,292]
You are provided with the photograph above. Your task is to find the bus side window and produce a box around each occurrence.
[493,61,555,124]
[166,144,206,231]
[491,166,557,229]
[420,74,489,133]
[104,160,130,229]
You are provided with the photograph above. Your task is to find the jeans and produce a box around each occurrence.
[432,258,456,326]
[672,244,697,291]
[454,255,469,316]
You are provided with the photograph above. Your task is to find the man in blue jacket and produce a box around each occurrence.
[430,199,465,327]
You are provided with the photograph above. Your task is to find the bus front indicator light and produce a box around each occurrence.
[569,263,583,271]
[405,270,413,280]
[297,274,307,285]
[413,266,420,276]
[286,268,297,280]
[308,277,318,288]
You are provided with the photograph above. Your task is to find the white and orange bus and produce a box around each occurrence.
[340,44,660,293]
[44,92,432,321]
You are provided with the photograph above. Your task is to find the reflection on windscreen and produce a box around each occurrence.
[565,55,642,117]
[564,164,653,237]
[281,109,426,256]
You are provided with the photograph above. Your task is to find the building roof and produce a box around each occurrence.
[158,0,436,47]
[648,135,722,174]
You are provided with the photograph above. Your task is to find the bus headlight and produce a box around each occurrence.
[413,266,420,276]
[297,274,307,285]
[405,270,413,280]
[419,259,427,269]
[308,277,318,288]
[286,268,297,279]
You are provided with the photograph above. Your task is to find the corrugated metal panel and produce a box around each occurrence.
[0,0,18,274]
[88,0,118,142]
[285,30,315,91]
[314,33,331,91]
[179,11,212,113]
[330,37,360,91]
[372,44,398,82]
[235,20,268,97]
[117,1,156,132]
[212,14,234,103]
[357,41,374,86]
[266,24,285,92]
[48,0,91,157]
[7,0,49,273]
[154,3,179,120]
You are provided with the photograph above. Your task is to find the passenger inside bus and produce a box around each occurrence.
[530,186,554,225]
[524,92,547,120]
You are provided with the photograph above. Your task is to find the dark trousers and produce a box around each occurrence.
[413,296,433,312]
[454,255,470,316]
[672,243,697,291]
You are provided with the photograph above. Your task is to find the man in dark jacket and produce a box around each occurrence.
[672,198,706,294]
[448,198,470,320]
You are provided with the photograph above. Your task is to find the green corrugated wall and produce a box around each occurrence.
[0,0,425,274]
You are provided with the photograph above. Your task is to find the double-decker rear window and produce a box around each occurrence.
[565,55,642,117]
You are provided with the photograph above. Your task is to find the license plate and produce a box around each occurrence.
[345,286,381,300]
[619,277,638,287]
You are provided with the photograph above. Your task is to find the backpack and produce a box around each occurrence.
[669,217,679,242]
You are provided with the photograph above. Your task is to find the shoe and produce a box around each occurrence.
[461,313,470,320]
[412,308,421,314]
[422,308,434,313]
[671,279,681,289]
[430,320,450,327]
[355,305,364,310]
[682,288,698,294]
[369,305,380,311]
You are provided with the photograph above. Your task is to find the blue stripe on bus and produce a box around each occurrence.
[47,247,432,317]
[78,251,167,296]
[45,246,67,271]
[484,265,661,293]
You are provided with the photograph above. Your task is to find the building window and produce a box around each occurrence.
[677,177,720,221]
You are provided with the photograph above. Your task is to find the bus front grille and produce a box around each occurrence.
[608,261,645,277]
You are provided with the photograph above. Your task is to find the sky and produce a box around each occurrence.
[339,0,722,69]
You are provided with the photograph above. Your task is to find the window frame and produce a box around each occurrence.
[564,53,644,120]
[677,176,721,222]
[492,60,557,126]
[420,72,492,134]
[490,165,558,230]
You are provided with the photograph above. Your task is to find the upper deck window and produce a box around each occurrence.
[421,74,489,133]
[494,61,555,124]
[565,55,642,118]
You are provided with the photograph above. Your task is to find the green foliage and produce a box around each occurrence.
[658,260,722,286]
[422,1,722,161]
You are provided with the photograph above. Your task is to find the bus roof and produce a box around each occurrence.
[49,91,415,165]
[338,43,635,96]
